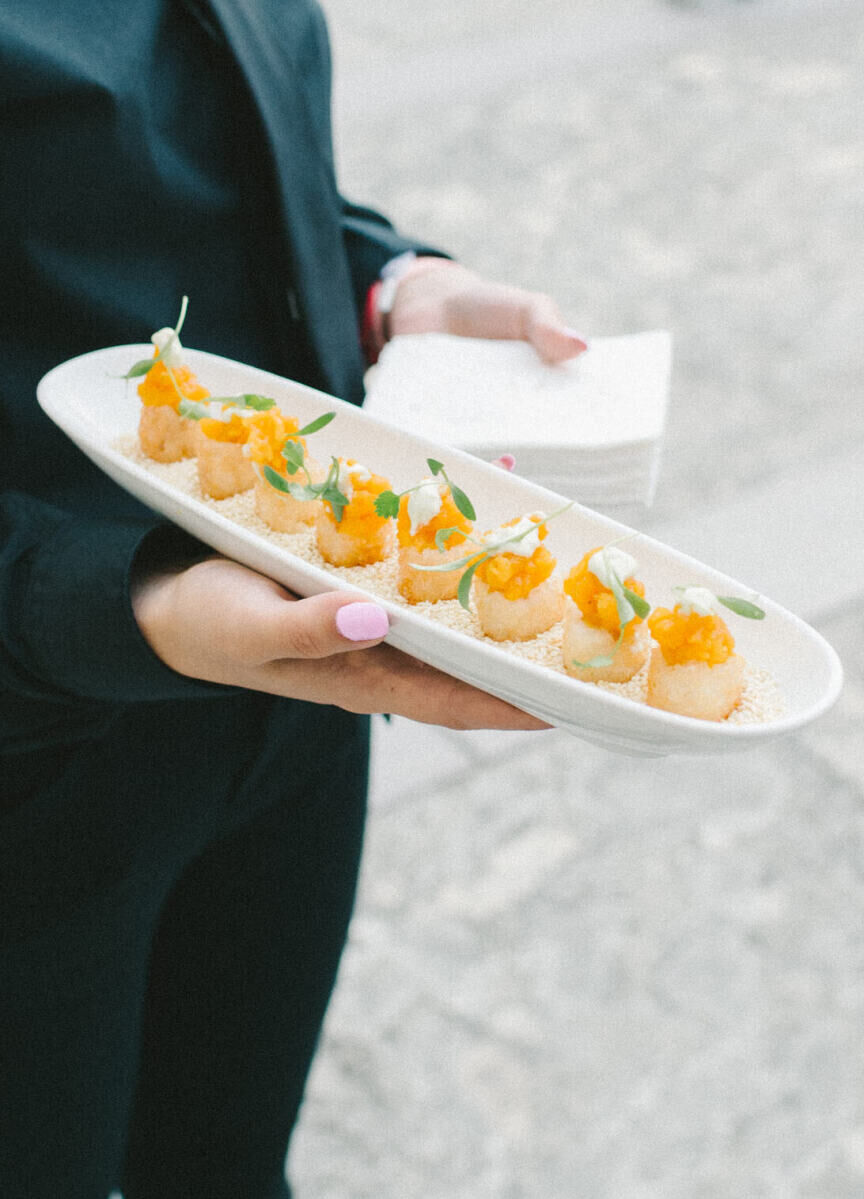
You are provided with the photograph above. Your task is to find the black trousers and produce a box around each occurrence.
[0,693,370,1199]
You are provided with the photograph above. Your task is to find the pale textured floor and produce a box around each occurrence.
[287,1,864,1196]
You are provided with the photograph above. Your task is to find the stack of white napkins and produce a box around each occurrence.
[363,330,672,507]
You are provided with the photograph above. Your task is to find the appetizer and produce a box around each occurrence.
[375,460,475,603]
[471,512,564,641]
[315,459,395,567]
[646,586,763,721]
[562,544,650,683]
[185,395,277,500]
[246,408,327,532]
[133,299,208,462]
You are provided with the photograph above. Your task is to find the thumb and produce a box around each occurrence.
[524,295,588,364]
[272,591,391,659]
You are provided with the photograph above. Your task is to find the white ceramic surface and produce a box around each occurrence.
[37,345,843,757]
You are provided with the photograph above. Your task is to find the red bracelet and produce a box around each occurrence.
[360,251,425,365]
[360,279,385,365]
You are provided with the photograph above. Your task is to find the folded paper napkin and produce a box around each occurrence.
[363,330,672,507]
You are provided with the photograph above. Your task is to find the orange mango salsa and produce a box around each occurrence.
[246,410,302,471]
[648,605,735,666]
[137,358,209,410]
[320,465,391,543]
[564,548,646,637]
[474,517,555,601]
[396,486,471,551]
[197,410,253,444]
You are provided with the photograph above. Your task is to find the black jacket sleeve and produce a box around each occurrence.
[340,199,451,317]
[0,491,233,733]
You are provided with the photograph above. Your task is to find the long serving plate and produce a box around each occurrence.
[37,345,843,757]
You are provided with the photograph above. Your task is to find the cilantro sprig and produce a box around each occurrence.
[412,501,573,611]
[121,295,189,381]
[374,458,476,523]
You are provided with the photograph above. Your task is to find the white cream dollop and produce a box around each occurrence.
[588,545,638,589]
[483,511,545,558]
[151,326,184,368]
[407,479,443,536]
[676,586,721,616]
[336,460,371,502]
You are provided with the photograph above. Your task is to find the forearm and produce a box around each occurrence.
[0,492,231,708]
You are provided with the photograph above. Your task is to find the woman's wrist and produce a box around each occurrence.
[361,254,455,363]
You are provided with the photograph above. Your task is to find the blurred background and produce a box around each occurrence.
[289,1,864,1195]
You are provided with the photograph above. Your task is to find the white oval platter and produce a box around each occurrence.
[37,345,843,757]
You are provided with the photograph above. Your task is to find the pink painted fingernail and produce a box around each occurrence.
[562,327,589,352]
[336,602,390,641]
[492,453,516,472]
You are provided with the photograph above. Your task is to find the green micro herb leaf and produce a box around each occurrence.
[448,482,476,522]
[296,412,336,437]
[283,481,323,502]
[317,458,350,523]
[374,490,401,519]
[622,585,651,620]
[264,414,335,489]
[263,465,291,494]
[123,358,159,379]
[270,411,335,485]
[322,487,348,523]
[177,398,211,421]
[268,454,349,516]
[570,625,626,671]
[717,596,765,620]
[430,459,476,520]
[280,439,306,476]
[434,526,463,551]
[237,393,276,411]
[457,559,482,610]
[572,653,616,669]
[607,569,636,632]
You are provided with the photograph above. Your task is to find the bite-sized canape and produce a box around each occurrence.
[471,512,564,641]
[645,586,761,721]
[562,545,650,683]
[315,459,395,567]
[373,461,475,603]
[394,477,473,602]
[192,403,260,499]
[246,408,326,531]
[135,304,208,462]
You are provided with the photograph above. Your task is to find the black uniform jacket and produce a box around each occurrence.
[0,0,439,767]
